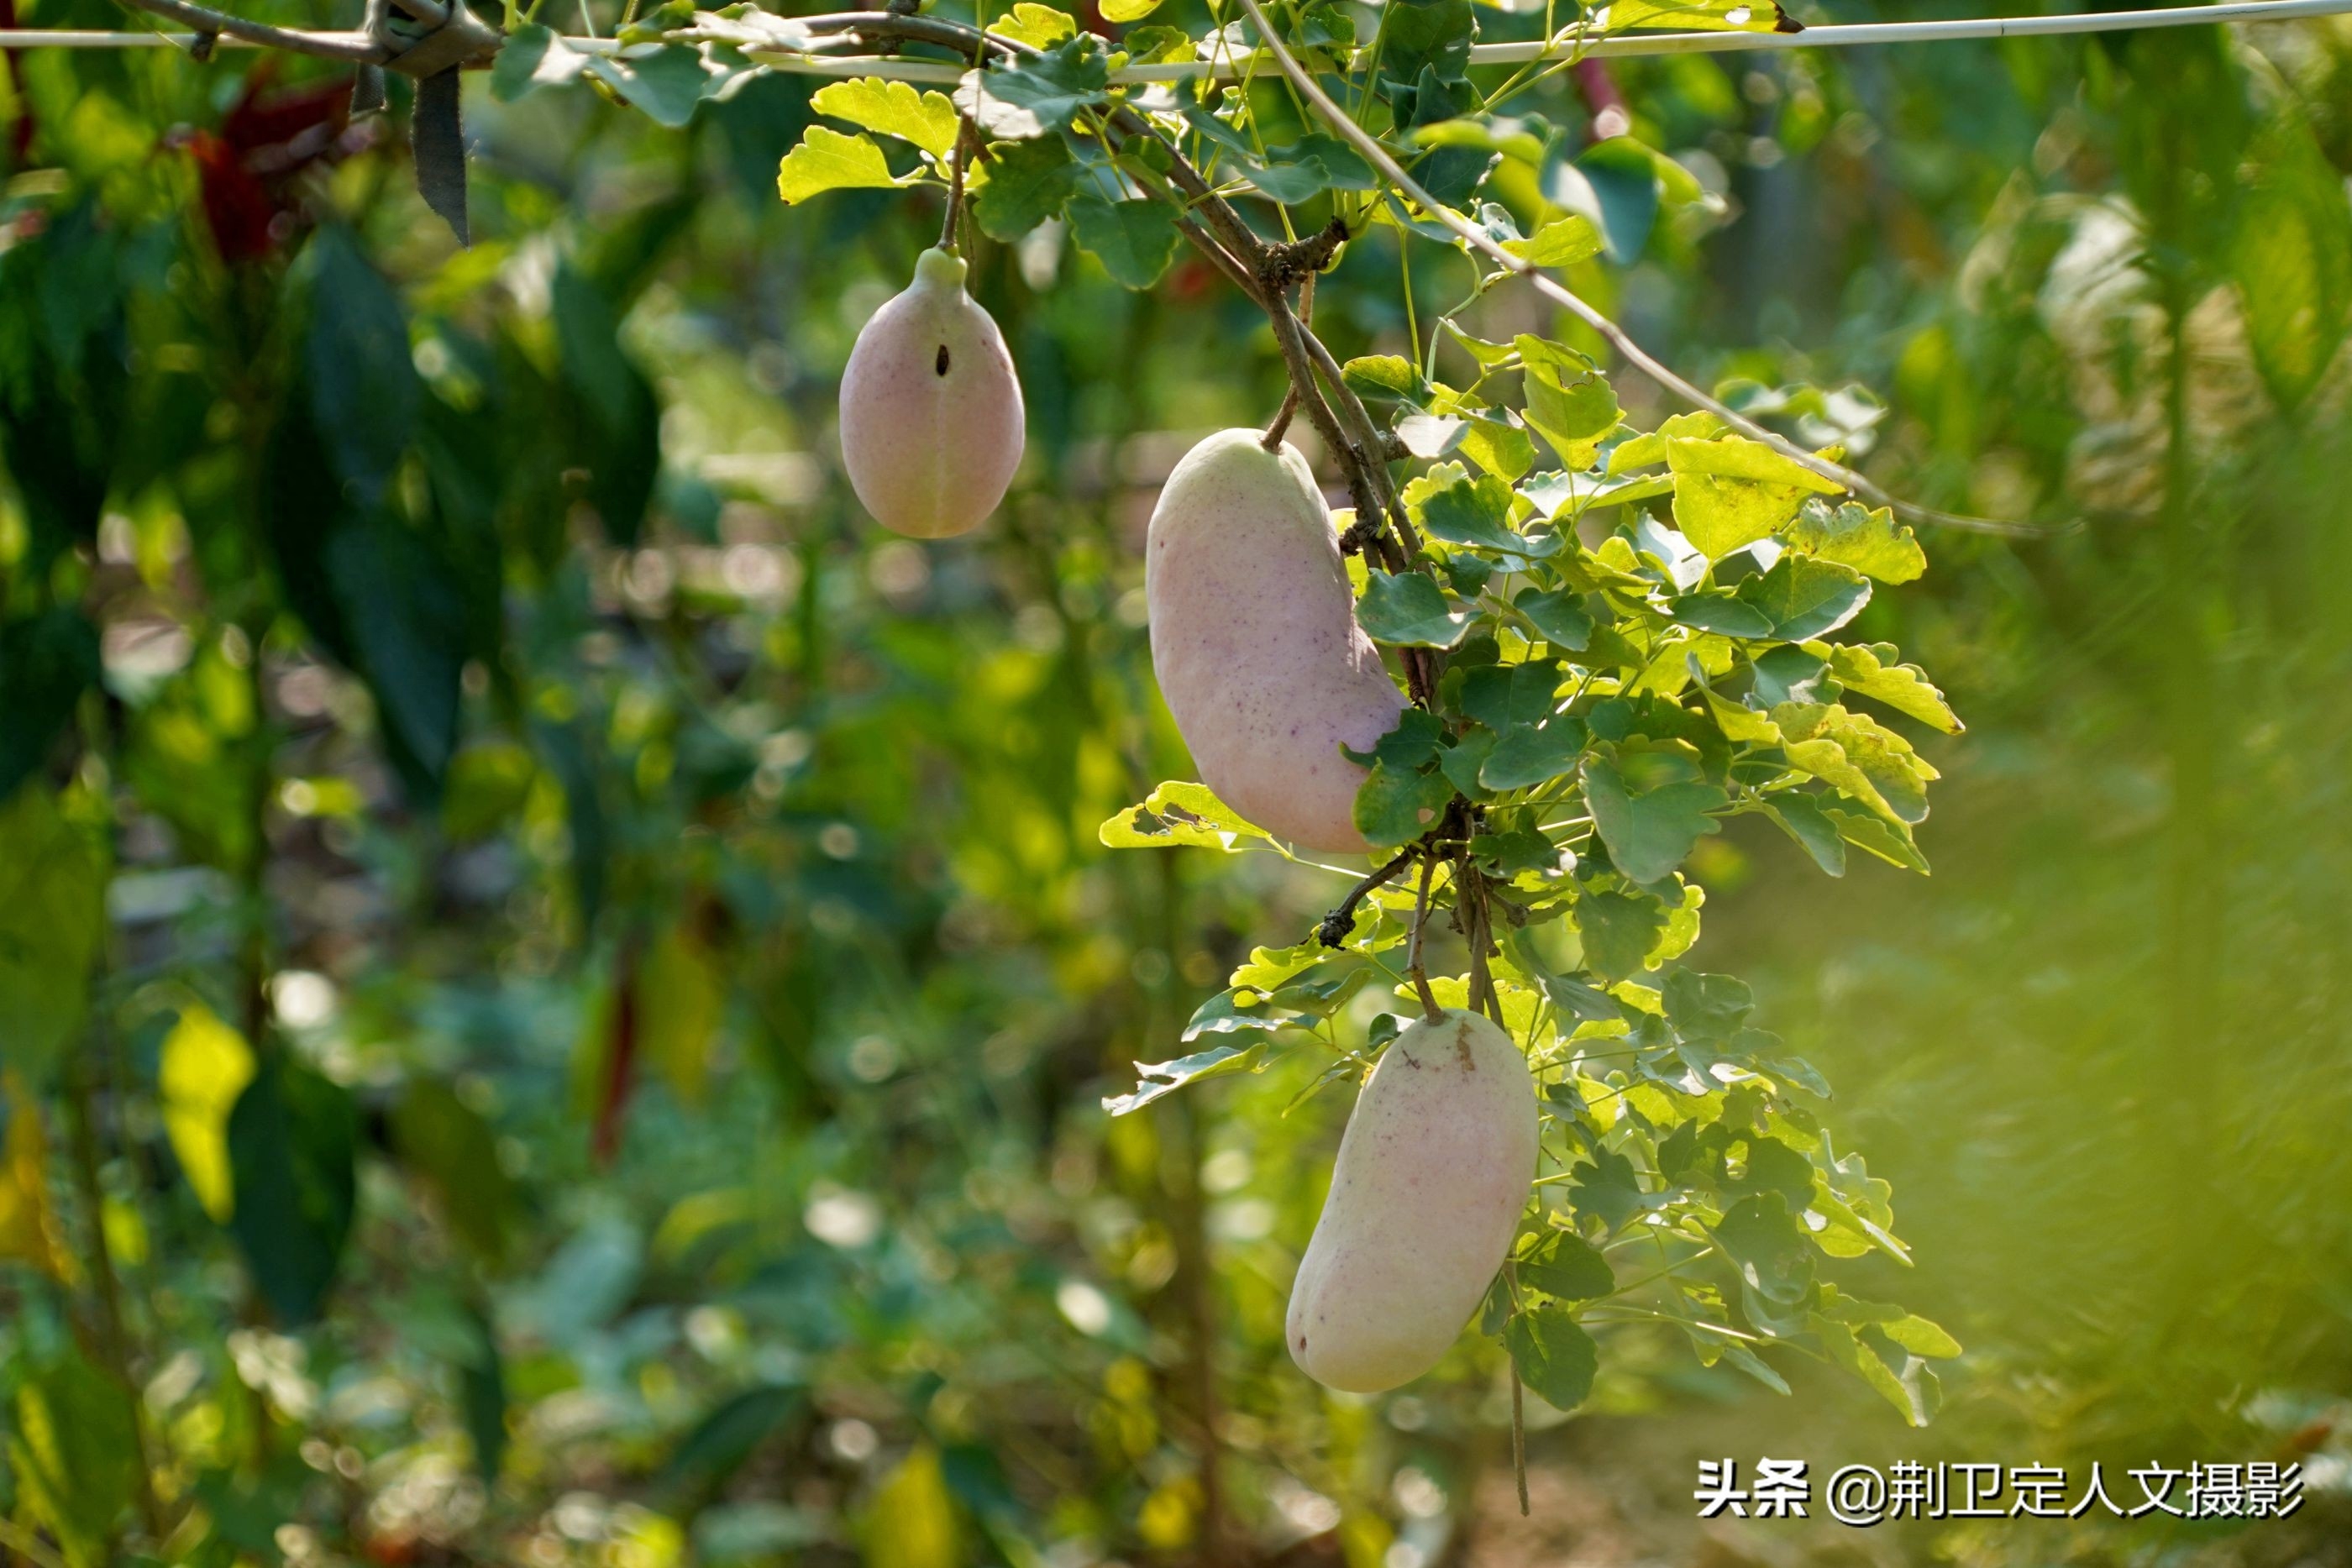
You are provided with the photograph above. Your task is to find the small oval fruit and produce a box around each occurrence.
[838,248,1025,538]
[1144,429,1407,853]
[1287,1009,1537,1393]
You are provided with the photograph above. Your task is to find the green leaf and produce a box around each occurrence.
[1068,197,1180,289]
[1243,135,1379,201]
[1507,1307,1600,1412]
[1826,805,1929,873]
[1458,415,1536,481]
[1567,1146,1646,1230]
[1813,1315,1935,1426]
[1103,1041,1267,1114]
[0,608,101,803]
[1503,213,1604,268]
[10,1353,137,1567]
[392,1079,519,1268]
[1342,354,1427,403]
[1515,336,1620,468]
[1100,0,1162,18]
[776,126,908,204]
[1098,780,1270,850]
[811,76,963,157]
[2233,102,2352,412]
[1458,658,1564,732]
[324,511,470,797]
[1572,888,1667,983]
[1667,435,1843,558]
[1482,720,1588,791]
[1343,706,1447,772]
[305,225,418,509]
[978,37,1110,133]
[1410,467,1557,557]
[1357,570,1475,648]
[1662,969,1753,1042]
[1580,753,1725,884]
[1120,24,1192,61]
[1515,586,1593,650]
[228,1057,360,1326]
[1670,589,1774,638]
[662,1384,803,1496]
[1763,794,1846,876]
[490,22,587,102]
[1735,553,1871,642]
[1782,500,1925,584]
[1353,761,1454,847]
[1711,1193,1814,1306]
[639,922,725,1107]
[1823,642,1961,733]
[1750,642,1830,707]
[583,44,736,128]
[1519,1230,1615,1300]
[0,786,107,1079]
[972,137,1079,241]
[1568,136,1660,264]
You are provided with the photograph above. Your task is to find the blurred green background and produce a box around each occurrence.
[0,0,2348,1563]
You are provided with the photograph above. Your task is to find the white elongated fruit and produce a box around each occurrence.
[838,248,1025,538]
[1288,1009,1537,1393]
[1144,429,1408,852]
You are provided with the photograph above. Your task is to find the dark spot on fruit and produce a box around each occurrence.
[935,343,952,376]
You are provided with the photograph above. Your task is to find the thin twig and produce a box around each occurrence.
[1406,853,1444,1023]
[110,0,381,60]
[1315,845,1415,947]
[1229,0,2055,538]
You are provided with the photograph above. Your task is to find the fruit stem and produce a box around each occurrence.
[939,113,978,254]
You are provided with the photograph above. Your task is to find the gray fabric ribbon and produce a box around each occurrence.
[354,0,503,246]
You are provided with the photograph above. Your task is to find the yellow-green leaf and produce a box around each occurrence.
[864,1444,962,1568]
[1099,781,1270,851]
[1781,499,1925,583]
[1819,642,1961,733]
[1100,0,1162,19]
[0,1078,71,1282]
[1503,214,1604,269]
[160,1004,256,1223]
[776,126,908,205]
[992,3,1078,48]
[1666,434,1843,558]
[639,923,725,1108]
[811,76,962,159]
[1599,0,1798,34]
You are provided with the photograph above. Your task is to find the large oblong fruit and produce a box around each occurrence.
[838,248,1025,539]
[1144,429,1407,852]
[1288,1009,1538,1393]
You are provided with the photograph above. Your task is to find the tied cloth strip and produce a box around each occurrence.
[353,0,501,245]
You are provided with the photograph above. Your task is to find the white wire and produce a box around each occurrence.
[3,0,2349,73]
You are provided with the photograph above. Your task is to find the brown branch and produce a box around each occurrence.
[1315,845,1416,947]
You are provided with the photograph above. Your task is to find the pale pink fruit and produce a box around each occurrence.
[839,248,1025,539]
[1288,1009,1538,1392]
[1144,429,1409,853]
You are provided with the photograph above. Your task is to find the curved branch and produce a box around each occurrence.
[113,0,382,61]
[1227,0,2053,538]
